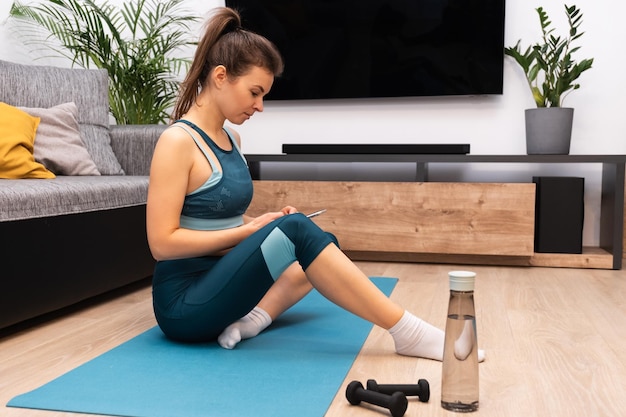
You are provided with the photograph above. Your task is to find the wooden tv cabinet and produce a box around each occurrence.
[245,154,626,270]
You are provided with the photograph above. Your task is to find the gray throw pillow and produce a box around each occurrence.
[20,102,101,176]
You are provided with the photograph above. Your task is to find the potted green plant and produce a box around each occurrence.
[504,4,593,154]
[9,0,198,125]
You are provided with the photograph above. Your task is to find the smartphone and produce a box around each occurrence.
[306,209,327,218]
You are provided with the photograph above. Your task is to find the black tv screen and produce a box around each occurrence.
[225,0,506,100]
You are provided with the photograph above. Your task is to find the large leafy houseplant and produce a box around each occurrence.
[9,0,198,124]
[504,4,593,108]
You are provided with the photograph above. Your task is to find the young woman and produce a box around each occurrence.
[147,7,483,362]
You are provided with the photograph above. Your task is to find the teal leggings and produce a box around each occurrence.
[152,213,338,342]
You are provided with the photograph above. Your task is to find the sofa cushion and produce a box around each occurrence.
[0,60,124,175]
[0,176,149,222]
[0,102,56,179]
[20,102,101,176]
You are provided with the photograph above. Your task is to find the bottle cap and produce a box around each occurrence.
[448,270,476,291]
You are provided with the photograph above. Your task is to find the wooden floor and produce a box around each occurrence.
[1,261,626,417]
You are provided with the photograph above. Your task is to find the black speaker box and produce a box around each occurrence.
[533,176,585,253]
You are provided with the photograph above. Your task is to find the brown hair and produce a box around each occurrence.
[171,7,284,121]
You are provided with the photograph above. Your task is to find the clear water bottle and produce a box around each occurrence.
[441,270,479,412]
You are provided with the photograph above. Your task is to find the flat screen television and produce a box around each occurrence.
[225,0,506,100]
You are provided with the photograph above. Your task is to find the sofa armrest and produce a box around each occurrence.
[109,124,167,176]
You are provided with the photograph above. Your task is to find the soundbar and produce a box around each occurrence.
[282,144,470,155]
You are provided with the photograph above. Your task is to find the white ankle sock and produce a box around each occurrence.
[218,306,272,349]
[389,311,445,360]
[454,320,475,360]
[389,311,485,362]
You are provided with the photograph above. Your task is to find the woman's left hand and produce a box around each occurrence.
[280,206,298,215]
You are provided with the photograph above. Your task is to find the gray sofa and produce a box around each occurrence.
[0,60,166,330]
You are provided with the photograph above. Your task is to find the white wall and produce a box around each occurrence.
[1,0,624,245]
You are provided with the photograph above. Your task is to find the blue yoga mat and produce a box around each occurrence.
[8,277,397,417]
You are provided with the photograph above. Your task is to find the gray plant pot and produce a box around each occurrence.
[525,107,574,155]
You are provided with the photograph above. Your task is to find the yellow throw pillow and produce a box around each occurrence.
[0,102,55,179]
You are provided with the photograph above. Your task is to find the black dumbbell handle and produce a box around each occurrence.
[367,379,430,402]
[346,381,407,417]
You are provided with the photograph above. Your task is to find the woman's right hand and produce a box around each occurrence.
[247,211,287,232]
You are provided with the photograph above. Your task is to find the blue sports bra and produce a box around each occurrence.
[173,120,253,230]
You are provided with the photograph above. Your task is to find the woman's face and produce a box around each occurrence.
[219,66,274,125]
